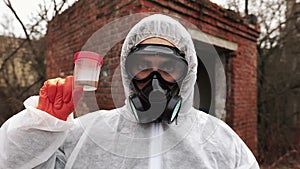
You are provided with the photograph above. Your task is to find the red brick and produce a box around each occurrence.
[46,0,259,156]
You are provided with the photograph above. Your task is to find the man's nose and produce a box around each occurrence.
[152,67,159,71]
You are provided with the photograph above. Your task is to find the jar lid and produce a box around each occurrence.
[74,51,103,65]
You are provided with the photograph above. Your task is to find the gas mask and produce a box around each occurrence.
[125,44,188,124]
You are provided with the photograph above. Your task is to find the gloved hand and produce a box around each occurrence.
[37,76,82,121]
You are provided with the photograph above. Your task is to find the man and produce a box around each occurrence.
[0,14,259,168]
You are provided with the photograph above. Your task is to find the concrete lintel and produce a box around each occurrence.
[188,29,238,51]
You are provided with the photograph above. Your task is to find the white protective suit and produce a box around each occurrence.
[0,14,259,169]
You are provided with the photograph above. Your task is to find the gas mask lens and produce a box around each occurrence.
[125,44,188,83]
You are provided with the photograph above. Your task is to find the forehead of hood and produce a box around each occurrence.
[120,14,198,111]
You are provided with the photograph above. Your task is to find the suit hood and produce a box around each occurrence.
[120,14,198,120]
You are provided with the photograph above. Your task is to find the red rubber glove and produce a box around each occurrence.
[37,76,81,121]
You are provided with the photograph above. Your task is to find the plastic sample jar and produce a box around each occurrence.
[74,51,103,91]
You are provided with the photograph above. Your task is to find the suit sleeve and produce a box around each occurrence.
[0,96,74,169]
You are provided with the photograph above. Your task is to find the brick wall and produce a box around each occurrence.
[46,0,259,156]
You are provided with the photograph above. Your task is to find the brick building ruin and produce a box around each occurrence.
[46,0,260,155]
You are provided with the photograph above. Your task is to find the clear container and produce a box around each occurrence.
[74,51,103,91]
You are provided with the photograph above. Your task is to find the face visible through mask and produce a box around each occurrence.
[132,37,186,90]
[126,38,188,124]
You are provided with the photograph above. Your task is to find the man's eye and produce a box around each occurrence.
[137,62,149,70]
[161,61,175,72]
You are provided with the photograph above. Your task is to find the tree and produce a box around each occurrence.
[0,0,74,126]
[224,0,300,165]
